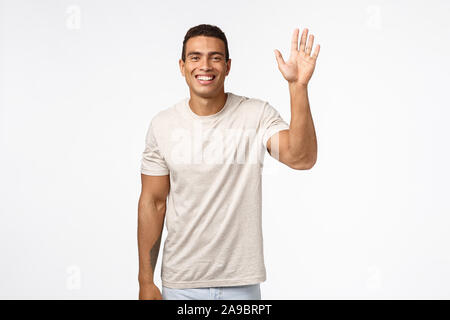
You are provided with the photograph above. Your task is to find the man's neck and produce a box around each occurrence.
[188,90,228,116]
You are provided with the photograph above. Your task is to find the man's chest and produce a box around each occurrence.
[158,118,265,172]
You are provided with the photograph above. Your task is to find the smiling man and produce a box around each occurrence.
[137,24,320,300]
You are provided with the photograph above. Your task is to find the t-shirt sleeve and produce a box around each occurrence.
[260,102,290,150]
[141,120,170,176]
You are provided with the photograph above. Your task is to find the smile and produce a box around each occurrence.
[195,75,216,85]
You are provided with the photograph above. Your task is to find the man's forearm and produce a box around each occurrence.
[287,82,317,166]
[137,199,166,285]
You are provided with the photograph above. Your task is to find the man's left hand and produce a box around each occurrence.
[274,28,320,87]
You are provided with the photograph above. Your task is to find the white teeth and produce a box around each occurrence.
[197,76,214,81]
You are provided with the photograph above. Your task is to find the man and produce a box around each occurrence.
[138,24,319,300]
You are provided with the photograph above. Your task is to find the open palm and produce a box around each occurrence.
[275,28,320,86]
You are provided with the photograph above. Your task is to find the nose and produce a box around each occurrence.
[199,56,212,71]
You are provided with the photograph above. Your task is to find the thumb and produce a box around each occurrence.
[274,49,285,67]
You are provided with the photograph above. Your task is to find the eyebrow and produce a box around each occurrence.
[187,51,225,57]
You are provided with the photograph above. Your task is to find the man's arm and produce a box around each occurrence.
[138,173,170,300]
[270,27,320,169]
[267,83,317,170]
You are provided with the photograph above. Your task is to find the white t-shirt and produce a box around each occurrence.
[141,92,289,289]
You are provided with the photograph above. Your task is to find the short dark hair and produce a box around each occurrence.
[181,24,229,63]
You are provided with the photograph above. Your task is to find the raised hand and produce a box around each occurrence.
[274,28,320,86]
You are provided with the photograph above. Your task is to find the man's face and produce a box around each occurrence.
[179,36,231,98]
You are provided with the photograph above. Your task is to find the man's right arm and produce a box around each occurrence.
[137,173,170,300]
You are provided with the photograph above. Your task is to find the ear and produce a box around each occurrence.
[225,58,231,76]
[179,59,185,77]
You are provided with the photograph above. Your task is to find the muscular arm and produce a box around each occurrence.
[271,27,320,170]
[267,84,317,170]
[137,173,170,299]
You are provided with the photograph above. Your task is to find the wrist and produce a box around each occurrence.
[139,280,155,288]
[288,81,308,90]
[138,274,154,286]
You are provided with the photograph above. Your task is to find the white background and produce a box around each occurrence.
[1,0,450,299]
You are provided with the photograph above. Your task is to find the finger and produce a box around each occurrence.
[290,28,299,54]
[299,28,308,53]
[274,49,285,67]
[312,44,320,59]
[305,34,314,56]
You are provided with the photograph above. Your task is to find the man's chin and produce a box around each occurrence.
[191,87,218,98]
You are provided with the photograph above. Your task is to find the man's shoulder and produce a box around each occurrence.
[230,92,267,111]
[149,97,185,126]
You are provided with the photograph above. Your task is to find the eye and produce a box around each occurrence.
[191,56,199,61]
